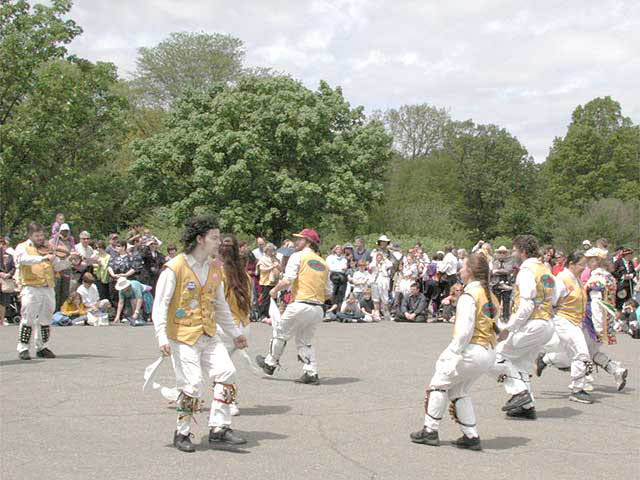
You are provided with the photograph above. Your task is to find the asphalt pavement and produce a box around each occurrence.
[1,321,638,480]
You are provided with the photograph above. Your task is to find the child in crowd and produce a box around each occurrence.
[54,292,88,326]
[349,259,371,302]
[439,282,464,323]
[359,288,379,322]
[336,292,365,323]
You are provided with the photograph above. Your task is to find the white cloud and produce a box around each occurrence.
[65,0,640,162]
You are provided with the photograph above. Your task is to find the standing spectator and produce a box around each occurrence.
[370,251,393,321]
[106,233,119,257]
[165,244,178,261]
[456,249,467,272]
[127,236,144,281]
[94,240,111,300]
[252,237,266,260]
[438,246,458,299]
[327,244,349,307]
[75,231,98,272]
[350,259,371,301]
[256,243,280,321]
[141,239,165,294]
[51,213,65,238]
[352,237,371,264]
[423,253,442,318]
[394,283,427,323]
[0,238,16,324]
[107,240,135,303]
[613,248,635,312]
[50,223,75,311]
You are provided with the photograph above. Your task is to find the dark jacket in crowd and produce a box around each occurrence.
[400,292,427,316]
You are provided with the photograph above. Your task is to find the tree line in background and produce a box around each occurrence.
[1,0,638,252]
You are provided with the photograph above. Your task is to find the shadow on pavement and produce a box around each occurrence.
[481,436,530,450]
[52,354,115,360]
[263,376,361,385]
[0,359,45,367]
[536,406,582,418]
[237,405,292,416]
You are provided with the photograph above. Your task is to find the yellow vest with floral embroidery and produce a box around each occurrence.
[223,271,252,327]
[18,241,55,288]
[166,254,221,345]
[457,285,498,348]
[555,270,586,326]
[291,249,328,304]
[512,260,554,321]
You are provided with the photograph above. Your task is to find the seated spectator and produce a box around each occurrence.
[76,273,111,317]
[113,277,153,325]
[394,283,427,323]
[336,293,365,323]
[56,292,88,326]
[440,282,463,323]
[323,300,339,322]
[359,288,379,322]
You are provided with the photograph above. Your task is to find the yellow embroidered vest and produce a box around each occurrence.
[166,254,222,345]
[512,260,554,321]
[223,271,252,327]
[291,249,329,303]
[457,285,498,348]
[18,241,55,288]
[555,270,586,326]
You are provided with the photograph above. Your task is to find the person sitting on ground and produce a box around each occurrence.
[113,277,153,324]
[76,272,111,323]
[56,292,88,326]
[440,282,464,323]
[395,282,427,323]
[323,300,339,322]
[359,288,379,322]
[336,292,365,323]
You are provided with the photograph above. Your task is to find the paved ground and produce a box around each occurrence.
[0,321,638,480]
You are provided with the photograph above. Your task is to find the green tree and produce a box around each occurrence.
[0,0,82,125]
[130,75,393,243]
[129,32,246,108]
[382,103,450,159]
[0,58,130,235]
[546,96,640,206]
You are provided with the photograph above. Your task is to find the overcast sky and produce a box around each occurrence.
[66,0,640,162]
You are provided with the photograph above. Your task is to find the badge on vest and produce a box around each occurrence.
[186,281,196,290]
[176,308,187,319]
[189,299,199,309]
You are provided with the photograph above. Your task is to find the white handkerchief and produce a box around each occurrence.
[143,356,164,391]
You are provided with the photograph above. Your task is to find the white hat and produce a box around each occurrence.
[60,223,70,231]
[377,235,391,243]
[496,245,509,253]
[115,277,131,291]
[584,247,607,259]
[582,239,592,246]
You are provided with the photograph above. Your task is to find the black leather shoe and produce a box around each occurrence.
[535,353,547,377]
[454,434,482,451]
[255,355,276,376]
[501,391,532,411]
[506,406,537,420]
[209,427,247,446]
[410,427,439,446]
[294,372,320,385]
[36,348,56,358]
[173,431,195,452]
[18,350,31,361]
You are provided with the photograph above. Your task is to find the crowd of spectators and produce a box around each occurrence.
[1,216,639,338]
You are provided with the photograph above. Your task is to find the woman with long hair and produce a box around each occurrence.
[219,233,254,415]
[411,253,498,451]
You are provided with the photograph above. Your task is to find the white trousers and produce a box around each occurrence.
[584,333,624,379]
[543,316,590,392]
[425,344,495,438]
[265,302,323,375]
[170,335,236,435]
[17,286,55,353]
[493,319,554,407]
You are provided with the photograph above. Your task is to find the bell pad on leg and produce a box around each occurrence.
[19,325,33,344]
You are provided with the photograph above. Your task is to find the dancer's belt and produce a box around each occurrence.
[296,301,323,307]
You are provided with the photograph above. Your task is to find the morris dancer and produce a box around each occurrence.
[582,248,628,391]
[411,253,497,450]
[493,235,555,420]
[219,233,253,415]
[15,222,57,360]
[256,228,331,385]
[152,216,248,453]
[535,252,594,403]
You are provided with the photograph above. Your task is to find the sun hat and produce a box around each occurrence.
[115,277,132,291]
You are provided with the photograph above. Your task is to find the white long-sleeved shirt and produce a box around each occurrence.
[284,248,333,298]
[152,254,240,347]
[326,254,348,273]
[76,283,100,307]
[438,252,458,276]
[503,257,541,331]
[446,280,480,355]
[14,239,47,266]
[588,268,611,334]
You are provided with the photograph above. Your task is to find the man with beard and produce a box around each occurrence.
[256,228,332,384]
[49,223,75,311]
[15,223,57,360]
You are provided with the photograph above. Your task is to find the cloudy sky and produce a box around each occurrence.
[66,0,640,161]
